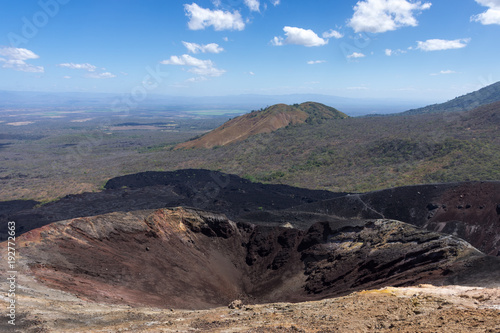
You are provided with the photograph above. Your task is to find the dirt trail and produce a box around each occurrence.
[1,281,498,332]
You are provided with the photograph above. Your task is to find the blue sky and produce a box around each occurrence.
[0,0,499,103]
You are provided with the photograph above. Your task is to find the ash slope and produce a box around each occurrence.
[0,169,343,239]
[13,207,499,310]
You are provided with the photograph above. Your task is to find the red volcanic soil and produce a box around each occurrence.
[174,102,348,149]
[14,207,500,309]
[176,104,309,149]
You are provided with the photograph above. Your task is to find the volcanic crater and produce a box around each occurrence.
[2,170,500,310]
[14,206,500,310]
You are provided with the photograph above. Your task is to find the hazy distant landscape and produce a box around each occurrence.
[1,83,499,202]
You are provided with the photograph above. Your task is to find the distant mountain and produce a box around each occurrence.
[401,81,500,115]
[0,90,423,116]
[175,102,348,149]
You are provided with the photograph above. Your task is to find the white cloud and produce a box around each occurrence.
[245,0,260,12]
[161,54,225,78]
[385,48,407,56]
[471,0,500,25]
[63,76,71,79]
[0,47,44,73]
[271,26,328,47]
[347,52,366,58]
[323,29,344,39]
[416,38,470,51]
[86,72,116,79]
[161,54,211,67]
[184,3,245,31]
[249,71,255,75]
[271,36,284,46]
[430,70,457,76]
[307,60,326,64]
[348,0,432,33]
[271,0,280,5]
[0,47,38,61]
[58,62,114,79]
[189,66,226,77]
[182,41,224,54]
[58,63,97,72]
[186,76,208,83]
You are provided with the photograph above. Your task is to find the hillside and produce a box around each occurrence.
[178,101,500,193]
[1,101,498,202]
[1,170,499,331]
[175,102,348,149]
[402,81,500,115]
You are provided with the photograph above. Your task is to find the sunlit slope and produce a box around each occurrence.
[175,102,348,149]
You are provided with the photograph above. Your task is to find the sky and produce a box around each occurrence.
[0,0,499,103]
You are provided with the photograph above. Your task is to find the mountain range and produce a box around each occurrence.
[1,81,499,117]
[0,90,429,116]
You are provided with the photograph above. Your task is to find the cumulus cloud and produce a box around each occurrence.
[348,0,432,33]
[416,38,470,51]
[245,0,260,12]
[161,54,225,78]
[161,54,211,67]
[271,26,328,47]
[0,47,44,73]
[323,29,344,39]
[307,60,326,64]
[471,0,500,25]
[347,52,366,58]
[86,72,116,79]
[58,63,97,72]
[182,41,224,54]
[184,3,245,31]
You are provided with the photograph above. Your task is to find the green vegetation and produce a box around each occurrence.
[1,101,499,202]
[298,101,349,124]
[194,102,500,193]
